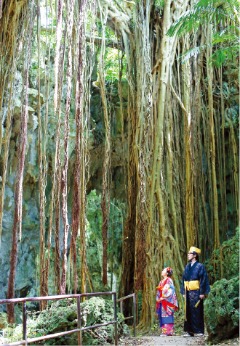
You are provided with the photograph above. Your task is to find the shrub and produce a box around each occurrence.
[205,276,239,343]
[205,230,239,283]
[4,297,128,345]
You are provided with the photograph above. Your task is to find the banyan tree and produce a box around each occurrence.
[0,0,238,328]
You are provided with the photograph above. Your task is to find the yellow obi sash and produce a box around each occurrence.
[184,280,200,291]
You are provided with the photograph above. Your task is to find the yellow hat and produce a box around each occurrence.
[189,246,201,254]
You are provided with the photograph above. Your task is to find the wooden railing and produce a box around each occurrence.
[117,293,136,337]
[0,291,118,346]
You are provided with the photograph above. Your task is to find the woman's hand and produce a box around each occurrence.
[199,294,205,299]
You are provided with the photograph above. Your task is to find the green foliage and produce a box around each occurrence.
[93,21,127,82]
[205,276,239,342]
[86,190,103,286]
[0,313,7,329]
[104,49,127,82]
[154,0,164,8]
[168,0,239,37]
[167,0,239,67]
[205,229,239,283]
[86,191,125,291]
[204,234,239,343]
[211,25,239,67]
[4,297,128,345]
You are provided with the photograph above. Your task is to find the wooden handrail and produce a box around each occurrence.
[0,291,118,346]
[117,293,136,337]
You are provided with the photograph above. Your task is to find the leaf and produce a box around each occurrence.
[167,0,239,37]
[180,45,205,63]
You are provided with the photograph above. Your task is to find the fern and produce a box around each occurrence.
[167,0,239,66]
[211,45,238,67]
[167,0,239,37]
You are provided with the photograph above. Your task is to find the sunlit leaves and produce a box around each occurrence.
[105,48,127,81]
[86,190,124,290]
[168,0,239,37]
[154,0,164,8]
[167,0,239,67]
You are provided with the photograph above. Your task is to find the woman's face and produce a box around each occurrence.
[161,268,168,277]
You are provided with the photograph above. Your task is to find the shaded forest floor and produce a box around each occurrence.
[118,313,239,346]
[0,331,238,345]
[119,335,239,346]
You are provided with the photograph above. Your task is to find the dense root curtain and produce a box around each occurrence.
[0,0,238,329]
[115,0,238,328]
[6,1,35,323]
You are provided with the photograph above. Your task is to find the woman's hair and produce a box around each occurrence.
[166,267,173,277]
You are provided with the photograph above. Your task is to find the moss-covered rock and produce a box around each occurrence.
[205,276,239,343]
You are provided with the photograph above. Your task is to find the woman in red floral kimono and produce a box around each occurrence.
[156,267,178,336]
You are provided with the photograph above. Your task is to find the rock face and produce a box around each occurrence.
[0,78,127,304]
[0,86,42,302]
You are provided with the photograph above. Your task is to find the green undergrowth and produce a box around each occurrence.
[3,297,129,345]
[205,229,239,282]
[204,230,239,343]
[205,276,239,343]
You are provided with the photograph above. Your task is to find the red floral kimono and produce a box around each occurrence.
[156,277,178,335]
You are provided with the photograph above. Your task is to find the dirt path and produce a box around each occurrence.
[124,335,205,345]
[119,335,239,346]
[119,336,203,346]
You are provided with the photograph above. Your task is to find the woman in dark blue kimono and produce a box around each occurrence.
[180,246,210,337]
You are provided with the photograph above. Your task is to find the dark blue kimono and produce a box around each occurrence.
[180,261,210,334]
